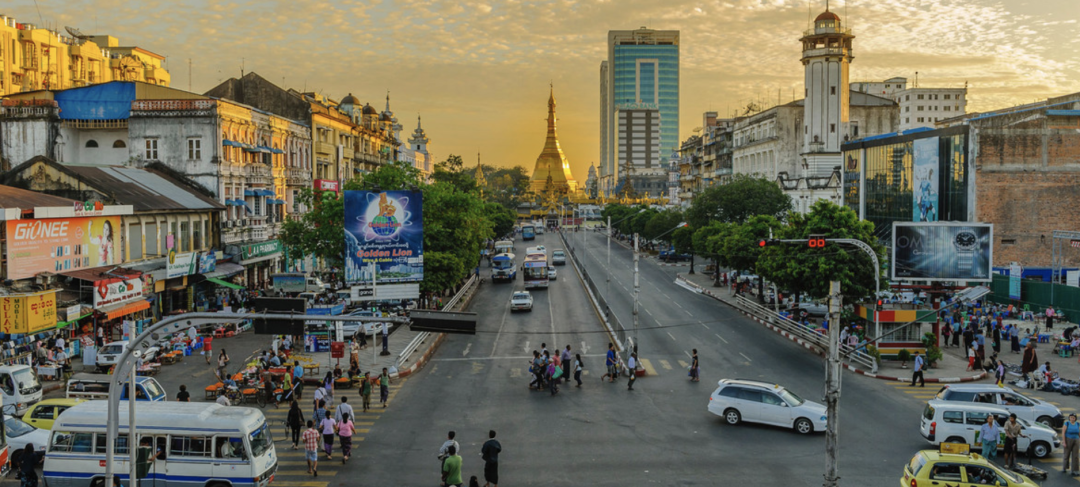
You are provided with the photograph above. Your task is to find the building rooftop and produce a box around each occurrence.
[0,185,79,209]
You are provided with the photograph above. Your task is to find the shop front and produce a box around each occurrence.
[0,290,59,366]
[61,267,152,344]
[237,240,284,290]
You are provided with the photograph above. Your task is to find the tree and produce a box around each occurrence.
[672,225,696,274]
[280,188,348,269]
[642,209,683,245]
[755,200,886,303]
[685,174,792,228]
[693,221,732,287]
[420,181,493,294]
[485,202,517,238]
[712,215,784,298]
[431,154,475,193]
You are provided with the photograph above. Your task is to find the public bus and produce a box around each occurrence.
[523,251,549,289]
[521,224,536,241]
[492,253,517,282]
[44,401,276,487]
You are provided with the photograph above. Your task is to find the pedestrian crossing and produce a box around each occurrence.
[259,379,407,487]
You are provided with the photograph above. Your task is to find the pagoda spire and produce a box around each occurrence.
[530,84,578,194]
[475,151,486,198]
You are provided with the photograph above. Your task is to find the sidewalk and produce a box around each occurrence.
[675,271,987,383]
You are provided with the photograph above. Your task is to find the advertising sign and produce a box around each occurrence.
[167,252,198,279]
[314,179,340,193]
[272,274,307,294]
[891,222,993,282]
[1008,263,1023,300]
[0,291,58,334]
[5,216,122,280]
[93,276,144,308]
[350,283,420,301]
[241,240,283,261]
[344,191,424,284]
[198,253,217,274]
[913,137,939,222]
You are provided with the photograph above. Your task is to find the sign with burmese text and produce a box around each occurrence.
[344,190,423,284]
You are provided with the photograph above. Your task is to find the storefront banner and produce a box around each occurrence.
[93,276,144,308]
[241,240,283,260]
[167,252,198,279]
[61,305,82,322]
[314,179,339,192]
[5,216,122,280]
[344,191,424,284]
[198,252,217,274]
[0,291,58,334]
[913,137,940,222]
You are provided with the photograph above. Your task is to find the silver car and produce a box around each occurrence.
[510,291,533,312]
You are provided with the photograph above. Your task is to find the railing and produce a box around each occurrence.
[560,231,628,350]
[734,294,877,372]
[397,275,477,368]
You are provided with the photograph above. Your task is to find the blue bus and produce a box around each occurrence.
[521,225,536,241]
[492,253,517,282]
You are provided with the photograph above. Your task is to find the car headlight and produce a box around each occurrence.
[820,415,827,422]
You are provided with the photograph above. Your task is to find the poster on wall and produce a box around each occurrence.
[167,252,198,279]
[93,276,144,307]
[892,222,993,282]
[912,137,939,222]
[344,190,424,284]
[5,216,121,279]
[1008,263,1023,300]
[198,252,217,274]
[0,291,58,334]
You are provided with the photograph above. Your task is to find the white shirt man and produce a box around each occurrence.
[334,398,354,423]
[55,337,65,351]
[216,394,230,406]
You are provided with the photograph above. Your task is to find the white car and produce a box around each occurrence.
[551,251,566,265]
[934,384,1064,428]
[96,341,160,372]
[920,400,1059,458]
[5,415,49,463]
[510,291,533,312]
[547,268,557,280]
[708,379,827,434]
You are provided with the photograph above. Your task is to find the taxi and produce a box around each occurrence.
[901,444,1039,487]
[21,397,85,430]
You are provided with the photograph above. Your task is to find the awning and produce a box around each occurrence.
[271,148,285,154]
[98,299,151,321]
[205,277,245,290]
[244,203,253,214]
[258,189,275,197]
[57,312,92,329]
[239,253,280,266]
[244,189,256,197]
[223,139,243,148]
[202,262,244,279]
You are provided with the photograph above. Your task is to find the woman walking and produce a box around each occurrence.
[318,403,337,460]
[1063,413,1080,475]
[573,353,583,387]
[690,349,700,382]
[217,349,230,377]
[996,359,1006,387]
[337,412,354,463]
[287,400,305,450]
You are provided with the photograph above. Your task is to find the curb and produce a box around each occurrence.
[674,276,988,384]
[396,281,480,379]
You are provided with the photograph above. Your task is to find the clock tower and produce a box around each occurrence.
[800,6,855,177]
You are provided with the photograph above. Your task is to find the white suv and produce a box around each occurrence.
[708,379,827,434]
[934,384,1064,428]
[551,251,566,265]
[920,400,1059,458]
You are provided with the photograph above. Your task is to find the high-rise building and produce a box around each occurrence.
[600,27,679,196]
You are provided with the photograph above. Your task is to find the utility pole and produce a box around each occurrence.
[633,232,640,354]
[607,216,612,300]
[824,280,842,487]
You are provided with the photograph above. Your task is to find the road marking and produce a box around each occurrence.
[271,482,330,487]
[699,321,710,330]
[581,341,590,355]
[277,470,337,477]
[678,360,689,368]
[675,302,683,309]
[659,360,673,370]
[739,352,752,363]
[684,310,693,317]
[639,358,658,377]
[510,368,522,378]
[715,333,728,344]
[667,331,677,341]
[523,340,530,354]
[684,350,693,358]
[490,289,514,357]
[462,343,472,357]
[644,308,654,317]
[431,354,608,362]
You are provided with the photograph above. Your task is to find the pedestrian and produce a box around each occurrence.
[337,412,354,463]
[334,397,354,424]
[480,430,501,487]
[319,405,337,460]
[380,367,391,407]
[217,349,230,378]
[992,325,1002,354]
[1010,324,1021,354]
[313,384,326,418]
[952,320,961,348]
[979,414,1000,460]
[966,344,976,372]
[361,372,373,411]
[573,353,583,387]
[941,323,951,348]
[561,344,572,376]
[313,399,328,428]
[627,352,637,391]
[996,360,1006,386]
[381,322,389,354]
[302,420,320,476]
[293,361,305,400]
[441,445,463,487]
[1003,413,1026,470]
[1063,413,1080,475]
[602,343,616,383]
[288,400,305,450]
[689,349,700,382]
[909,351,925,387]
[547,359,559,396]
[1047,306,1056,331]
[1022,341,1039,384]
[19,444,44,487]
[176,384,190,402]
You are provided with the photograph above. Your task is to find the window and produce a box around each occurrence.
[170,436,212,457]
[830,86,836,95]
[761,393,785,406]
[830,123,836,133]
[736,389,763,403]
[50,431,94,453]
[30,406,55,420]
[942,411,964,424]
[965,411,990,425]
[905,95,910,101]
[254,197,262,216]
[917,94,924,100]
[188,138,201,160]
[944,94,951,100]
[85,140,98,148]
[944,106,951,112]
[145,139,158,160]
[112,140,126,148]
[929,464,963,481]
[95,434,130,454]
[905,106,910,113]
[917,117,924,123]
[885,84,890,89]
[917,106,924,111]
[905,117,910,124]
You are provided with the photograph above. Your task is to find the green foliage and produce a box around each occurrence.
[712,215,783,273]
[485,202,517,238]
[692,221,730,257]
[755,200,886,302]
[896,349,911,363]
[484,165,533,210]
[642,209,682,243]
[685,174,792,228]
[922,332,943,365]
[362,160,422,191]
[671,225,696,255]
[420,181,493,293]
[431,154,476,194]
[865,344,882,364]
[280,188,347,269]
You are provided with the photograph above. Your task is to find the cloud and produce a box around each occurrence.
[3,0,1077,180]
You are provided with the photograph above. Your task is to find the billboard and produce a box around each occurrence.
[167,252,198,279]
[913,137,939,222]
[6,216,122,279]
[892,222,993,282]
[344,190,424,284]
[93,275,144,308]
[0,291,58,334]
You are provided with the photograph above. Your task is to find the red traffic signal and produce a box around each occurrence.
[759,239,768,248]
[808,235,826,248]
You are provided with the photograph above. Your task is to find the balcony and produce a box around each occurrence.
[342,147,355,160]
[315,141,335,155]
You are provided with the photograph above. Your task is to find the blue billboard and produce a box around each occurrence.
[344,190,423,283]
[913,137,939,222]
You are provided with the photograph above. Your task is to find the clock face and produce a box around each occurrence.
[955,232,977,248]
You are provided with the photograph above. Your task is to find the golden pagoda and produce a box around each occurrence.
[530,85,578,194]
[475,152,486,198]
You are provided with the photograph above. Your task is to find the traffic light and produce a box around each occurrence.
[808,234,826,248]
[758,239,777,248]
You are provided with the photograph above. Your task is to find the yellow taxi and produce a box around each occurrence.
[21,398,85,430]
[901,444,1040,487]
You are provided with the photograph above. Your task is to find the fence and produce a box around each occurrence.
[560,232,629,352]
[396,275,477,368]
[988,274,1080,321]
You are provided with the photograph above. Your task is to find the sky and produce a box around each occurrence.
[8,0,1079,181]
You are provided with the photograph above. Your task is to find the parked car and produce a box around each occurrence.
[902,447,1038,487]
[95,341,160,373]
[659,251,691,262]
[5,414,49,464]
[510,291,533,312]
[920,400,1059,458]
[707,379,826,434]
[551,250,567,265]
[933,384,1064,428]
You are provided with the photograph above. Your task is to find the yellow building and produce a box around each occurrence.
[0,15,169,97]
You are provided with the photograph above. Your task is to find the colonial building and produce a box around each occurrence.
[530,87,578,194]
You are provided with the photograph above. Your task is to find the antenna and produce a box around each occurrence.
[188,58,192,92]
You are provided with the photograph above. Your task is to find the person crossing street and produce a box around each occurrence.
[627,352,637,391]
[910,351,925,387]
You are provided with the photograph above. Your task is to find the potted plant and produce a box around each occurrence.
[922,332,943,368]
[897,349,911,369]
[865,344,882,367]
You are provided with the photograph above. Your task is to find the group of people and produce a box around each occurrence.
[436,430,502,487]
[527,344,584,395]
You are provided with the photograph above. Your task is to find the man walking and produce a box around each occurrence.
[1003,413,1026,469]
[602,343,616,383]
[1022,341,1039,384]
[441,445,463,487]
[481,430,501,487]
[334,397,354,423]
[302,420,320,476]
[910,351,925,387]
[360,372,372,412]
[627,352,637,391]
[379,367,391,408]
[560,345,572,381]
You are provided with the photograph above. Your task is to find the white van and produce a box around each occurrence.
[65,374,167,402]
[920,400,1059,458]
[44,401,276,487]
[0,364,43,415]
[95,341,160,373]
[934,384,1064,428]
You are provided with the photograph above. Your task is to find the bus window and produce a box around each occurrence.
[216,437,247,460]
[51,431,93,453]
[249,423,271,457]
[94,434,129,454]
[170,436,211,457]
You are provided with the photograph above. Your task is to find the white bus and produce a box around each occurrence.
[44,401,276,487]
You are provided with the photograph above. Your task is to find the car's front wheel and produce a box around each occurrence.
[1030,440,1052,459]
[724,409,741,425]
[794,418,814,434]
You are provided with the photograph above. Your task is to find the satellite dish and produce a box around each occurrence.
[692,126,703,133]
[65,26,89,40]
